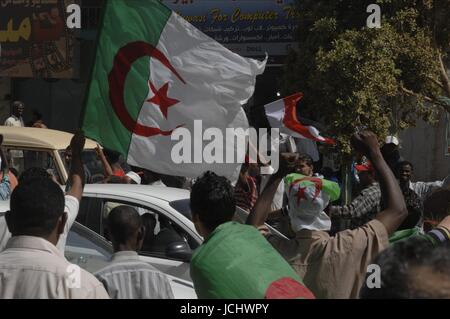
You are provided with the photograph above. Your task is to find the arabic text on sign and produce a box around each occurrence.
[0,18,31,42]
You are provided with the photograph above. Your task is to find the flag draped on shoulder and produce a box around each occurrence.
[264,93,335,145]
[82,0,266,181]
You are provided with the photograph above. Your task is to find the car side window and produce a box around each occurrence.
[102,200,198,259]
[76,197,104,236]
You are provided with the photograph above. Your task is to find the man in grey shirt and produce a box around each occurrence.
[94,205,174,299]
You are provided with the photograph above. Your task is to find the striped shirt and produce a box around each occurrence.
[409,175,450,202]
[94,251,174,299]
[329,183,381,229]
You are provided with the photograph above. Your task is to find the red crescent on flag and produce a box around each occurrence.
[108,41,186,137]
[283,93,336,145]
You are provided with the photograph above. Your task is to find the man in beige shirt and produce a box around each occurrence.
[247,131,408,299]
[0,165,109,298]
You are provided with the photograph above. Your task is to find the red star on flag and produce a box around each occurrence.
[147,81,180,119]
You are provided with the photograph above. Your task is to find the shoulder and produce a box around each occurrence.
[331,219,389,252]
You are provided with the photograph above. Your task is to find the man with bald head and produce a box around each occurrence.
[94,206,174,299]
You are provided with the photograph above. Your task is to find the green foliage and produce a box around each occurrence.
[282,0,450,155]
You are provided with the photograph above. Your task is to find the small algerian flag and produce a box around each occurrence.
[284,173,341,232]
[264,93,335,145]
[82,0,266,181]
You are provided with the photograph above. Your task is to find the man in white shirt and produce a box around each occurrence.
[0,177,109,298]
[95,205,174,299]
[0,131,87,252]
[4,101,25,127]
[395,160,450,202]
[4,101,25,172]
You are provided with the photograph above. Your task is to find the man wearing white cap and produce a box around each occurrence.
[124,171,141,185]
[247,131,408,299]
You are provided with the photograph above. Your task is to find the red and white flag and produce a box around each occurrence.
[264,93,335,145]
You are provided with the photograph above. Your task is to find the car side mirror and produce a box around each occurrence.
[165,241,192,262]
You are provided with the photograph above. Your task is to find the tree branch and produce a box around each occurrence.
[426,75,445,90]
[438,53,450,97]
[400,86,450,113]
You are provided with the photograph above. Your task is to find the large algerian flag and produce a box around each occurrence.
[82,0,266,181]
[191,222,315,299]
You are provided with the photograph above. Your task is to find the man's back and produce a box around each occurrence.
[94,251,174,299]
[0,236,109,299]
[268,219,389,299]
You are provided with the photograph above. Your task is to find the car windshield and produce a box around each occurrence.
[59,149,105,183]
[5,148,62,183]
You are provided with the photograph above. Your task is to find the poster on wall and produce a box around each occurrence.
[0,0,78,78]
[162,0,299,64]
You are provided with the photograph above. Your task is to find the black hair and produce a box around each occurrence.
[190,171,236,232]
[105,175,125,184]
[360,238,450,299]
[19,167,52,184]
[107,206,142,246]
[395,160,414,173]
[298,154,314,167]
[9,178,65,237]
[424,188,450,223]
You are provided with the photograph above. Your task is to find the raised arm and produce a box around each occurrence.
[95,144,114,177]
[65,131,86,201]
[351,132,407,235]
[246,153,297,227]
[0,135,11,200]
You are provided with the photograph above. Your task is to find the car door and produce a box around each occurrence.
[76,195,196,281]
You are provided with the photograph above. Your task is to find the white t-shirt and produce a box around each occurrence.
[0,195,79,252]
[4,115,24,127]
[4,116,25,159]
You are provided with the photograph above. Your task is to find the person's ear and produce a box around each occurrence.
[137,225,145,241]
[5,211,15,234]
[57,212,68,235]
[136,226,145,250]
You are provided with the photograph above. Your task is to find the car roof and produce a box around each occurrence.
[0,126,98,150]
[83,184,190,203]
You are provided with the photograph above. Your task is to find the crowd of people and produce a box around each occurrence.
[0,101,448,299]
